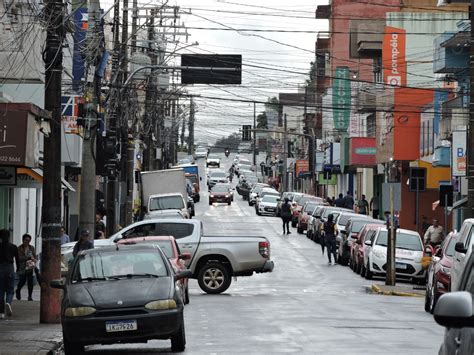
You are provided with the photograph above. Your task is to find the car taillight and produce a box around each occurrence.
[259,241,270,258]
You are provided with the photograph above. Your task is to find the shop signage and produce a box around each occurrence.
[350,137,376,166]
[382,27,406,87]
[332,67,350,131]
[295,159,309,177]
[452,131,466,176]
[0,167,16,185]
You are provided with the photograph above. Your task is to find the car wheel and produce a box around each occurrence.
[171,319,186,352]
[227,201,231,206]
[63,338,84,354]
[424,285,432,313]
[209,199,212,205]
[365,262,373,280]
[185,284,190,305]
[307,230,312,239]
[429,283,437,314]
[197,262,231,294]
[217,164,220,168]
[191,210,195,217]
[256,210,261,216]
[359,263,365,276]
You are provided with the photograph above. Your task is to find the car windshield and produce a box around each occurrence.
[338,214,366,226]
[376,231,423,251]
[212,185,229,193]
[211,172,227,178]
[262,195,279,203]
[122,223,195,240]
[445,236,458,257]
[71,250,168,283]
[351,220,373,233]
[298,197,319,206]
[208,155,219,159]
[239,161,251,165]
[196,149,207,153]
[303,203,318,213]
[149,196,184,211]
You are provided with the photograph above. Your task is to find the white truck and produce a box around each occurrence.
[141,169,190,219]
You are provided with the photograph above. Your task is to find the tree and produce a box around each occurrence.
[257,112,267,129]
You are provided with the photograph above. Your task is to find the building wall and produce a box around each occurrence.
[12,188,38,247]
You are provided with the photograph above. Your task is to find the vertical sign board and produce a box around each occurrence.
[382,27,407,87]
[382,182,402,212]
[332,67,350,131]
[452,131,466,176]
[72,8,88,92]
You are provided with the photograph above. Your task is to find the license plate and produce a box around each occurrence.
[395,263,407,269]
[105,320,137,332]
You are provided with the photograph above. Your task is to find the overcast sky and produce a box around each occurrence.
[171,0,328,144]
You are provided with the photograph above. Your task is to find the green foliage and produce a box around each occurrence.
[257,112,267,129]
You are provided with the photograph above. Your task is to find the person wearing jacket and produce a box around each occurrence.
[280,198,292,235]
[321,214,339,265]
[0,229,19,318]
[15,234,37,301]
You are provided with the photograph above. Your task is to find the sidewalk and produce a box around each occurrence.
[366,283,426,297]
[0,289,63,355]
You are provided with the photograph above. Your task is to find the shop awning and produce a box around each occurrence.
[17,168,76,192]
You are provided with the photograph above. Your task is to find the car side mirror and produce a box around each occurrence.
[175,270,193,281]
[364,240,372,246]
[113,236,122,243]
[434,292,474,328]
[179,252,191,261]
[50,279,65,289]
[455,241,467,254]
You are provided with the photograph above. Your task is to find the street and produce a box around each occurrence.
[84,153,444,354]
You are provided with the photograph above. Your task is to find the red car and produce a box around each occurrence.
[350,224,381,275]
[424,232,457,313]
[291,195,324,227]
[118,236,191,304]
[297,201,321,234]
[209,184,232,205]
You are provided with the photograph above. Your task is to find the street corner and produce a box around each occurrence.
[366,283,425,298]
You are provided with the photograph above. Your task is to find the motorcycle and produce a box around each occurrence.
[225,149,230,157]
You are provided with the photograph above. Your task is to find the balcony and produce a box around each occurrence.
[315,5,331,19]
[349,20,384,59]
[355,83,384,113]
[440,96,468,140]
[433,32,469,74]
[432,146,450,167]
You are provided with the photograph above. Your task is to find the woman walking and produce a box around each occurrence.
[16,234,37,301]
[0,229,19,318]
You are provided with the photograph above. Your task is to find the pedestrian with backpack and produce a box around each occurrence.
[320,214,339,265]
[280,197,292,235]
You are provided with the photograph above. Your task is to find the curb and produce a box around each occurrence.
[368,284,424,298]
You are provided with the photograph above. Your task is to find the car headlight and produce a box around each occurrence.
[414,256,422,263]
[210,195,215,198]
[145,299,177,310]
[64,306,96,317]
[225,195,229,198]
[373,250,386,259]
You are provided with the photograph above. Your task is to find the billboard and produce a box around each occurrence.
[382,27,406,87]
[295,160,309,177]
[332,67,351,131]
[452,131,466,176]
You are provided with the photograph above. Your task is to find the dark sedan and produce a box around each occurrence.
[209,184,232,205]
[51,244,191,354]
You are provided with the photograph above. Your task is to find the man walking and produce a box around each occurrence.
[370,193,380,219]
[0,229,19,318]
[334,193,344,207]
[321,214,339,265]
[280,197,292,235]
[424,219,444,248]
[357,194,369,215]
[343,191,354,210]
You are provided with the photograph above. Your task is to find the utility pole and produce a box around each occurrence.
[187,98,195,155]
[78,0,101,240]
[40,0,64,323]
[283,114,288,192]
[386,184,396,286]
[253,101,257,165]
[468,0,474,217]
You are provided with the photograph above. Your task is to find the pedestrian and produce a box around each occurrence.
[334,193,344,207]
[95,213,106,239]
[384,211,399,229]
[370,193,380,219]
[15,234,37,301]
[0,229,19,318]
[342,191,354,210]
[321,214,339,265]
[424,219,445,249]
[73,229,94,257]
[60,226,70,245]
[357,194,369,215]
[280,197,292,235]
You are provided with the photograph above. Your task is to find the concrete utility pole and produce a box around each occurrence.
[283,114,288,191]
[386,185,396,286]
[468,0,474,217]
[253,102,257,165]
[78,0,100,241]
[187,98,195,155]
[40,0,64,323]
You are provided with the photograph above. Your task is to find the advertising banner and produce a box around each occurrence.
[295,160,309,177]
[382,26,406,87]
[72,8,88,92]
[350,137,376,166]
[452,131,466,176]
[332,67,351,131]
[62,95,83,134]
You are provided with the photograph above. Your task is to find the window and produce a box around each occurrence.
[376,231,423,251]
[123,223,194,240]
[149,196,184,211]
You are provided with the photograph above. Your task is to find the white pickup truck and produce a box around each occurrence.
[62,219,274,294]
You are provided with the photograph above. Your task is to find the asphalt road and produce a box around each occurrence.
[85,152,444,354]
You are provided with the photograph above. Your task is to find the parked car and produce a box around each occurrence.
[451,218,474,291]
[118,236,192,305]
[337,216,380,266]
[207,170,228,190]
[254,188,280,212]
[297,201,321,234]
[248,184,268,206]
[51,244,191,353]
[291,195,324,228]
[433,245,473,355]
[206,154,221,167]
[209,184,232,205]
[306,205,325,240]
[351,223,383,274]
[363,227,425,283]
[235,160,253,175]
[194,147,208,159]
[307,206,349,243]
[256,195,279,216]
[425,232,458,313]
[276,192,298,217]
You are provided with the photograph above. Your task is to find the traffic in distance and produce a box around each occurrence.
[54,148,472,354]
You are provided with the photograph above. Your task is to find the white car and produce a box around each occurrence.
[248,184,270,206]
[364,227,425,283]
[206,154,221,167]
[255,188,280,212]
[235,161,252,175]
[451,218,474,291]
[207,170,228,190]
[194,148,208,159]
[257,195,279,216]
